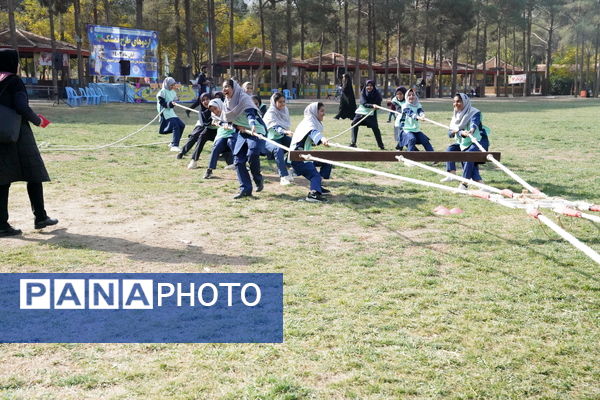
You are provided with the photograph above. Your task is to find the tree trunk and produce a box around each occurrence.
[269,2,277,89]
[185,0,193,70]
[286,0,293,92]
[92,0,98,25]
[481,21,487,97]
[354,0,361,98]
[317,32,324,99]
[103,0,110,25]
[438,39,443,98]
[229,0,234,76]
[474,11,480,94]
[431,35,437,97]
[451,45,458,96]
[256,0,266,88]
[410,34,416,87]
[344,0,348,71]
[136,0,144,28]
[575,31,580,96]
[396,20,401,84]
[7,0,17,50]
[512,26,516,97]
[543,8,554,96]
[495,24,500,97]
[208,0,216,78]
[48,5,59,103]
[174,0,183,80]
[367,0,373,79]
[525,4,531,95]
[594,24,599,97]
[384,33,390,98]
[421,0,430,97]
[74,0,85,86]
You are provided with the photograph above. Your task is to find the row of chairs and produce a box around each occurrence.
[65,85,108,106]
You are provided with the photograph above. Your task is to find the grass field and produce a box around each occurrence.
[0,96,599,399]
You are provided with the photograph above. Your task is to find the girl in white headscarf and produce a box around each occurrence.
[399,88,434,152]
[222,79,267,199]
[203,98,236,179]
[291,102,331,203]
[156,77,186,152]
[441,93,490,189]
[263,92,294,185]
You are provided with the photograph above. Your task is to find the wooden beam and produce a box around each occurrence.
[289,151,501,162]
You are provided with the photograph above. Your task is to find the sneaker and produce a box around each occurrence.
[320,187,331,195]
[255,177,264,192]
[280,176,293,186]
[223,164,235,170]
[290,170,298,178]
[203,168,213,179]
[233,192,252,199]
[440,175,455,183]
[187,160,198,169]
[176,152,184,159]
[0,224,22,237]
[34,217,58,230]
[170,146,181,152]
[458,183,468,191]
[305,190,327,203]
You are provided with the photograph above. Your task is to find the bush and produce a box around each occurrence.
[549,76,573,95]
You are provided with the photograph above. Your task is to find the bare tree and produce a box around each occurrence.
[7,0,18,50]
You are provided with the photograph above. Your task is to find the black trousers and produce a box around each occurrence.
[0,182,47,227]
[350,115,385,149]
[180,126,218,161]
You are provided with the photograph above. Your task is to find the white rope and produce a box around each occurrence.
[173,102,199,114]
[529,209,600,265]
[301,153,466,195]
[40,112,163,152]
[467,133,544,196]
[328,142,370,151]
[396,155,508,195]
[328,110,374,140]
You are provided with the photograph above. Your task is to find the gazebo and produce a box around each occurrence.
[0,28,90,97]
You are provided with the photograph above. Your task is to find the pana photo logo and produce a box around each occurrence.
[1,273,283,343]
[20,278,262,310]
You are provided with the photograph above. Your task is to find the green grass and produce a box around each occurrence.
[0,97,599,399]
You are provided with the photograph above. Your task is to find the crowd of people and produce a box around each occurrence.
[157,73,491,203]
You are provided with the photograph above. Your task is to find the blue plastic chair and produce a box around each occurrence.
[85,87,101,104]
[91,85,108,103]
[65,87,82,106]
[283,89,293,102]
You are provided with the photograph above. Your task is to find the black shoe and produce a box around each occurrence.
[176,152,184,159]
[305,190,327,203]
[379,147,386,150]
[203,168,213,179]
[349,143,357,148]
[255,177,264,192]
[233,192,252,199]
[34,217,59,229]
[320,188,331,195]
[0,225,22,237]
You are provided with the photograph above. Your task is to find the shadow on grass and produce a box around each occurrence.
[22,228,264,266]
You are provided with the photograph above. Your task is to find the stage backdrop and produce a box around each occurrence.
[87,25,159,79]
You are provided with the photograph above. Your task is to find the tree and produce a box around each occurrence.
[534,0,564,95]
[7,0,17,50]
[136,0,143,28]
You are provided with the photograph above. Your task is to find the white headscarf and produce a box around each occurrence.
[223,80,258,122]
[405,88,422,108]
[449,93,480,131]
[291,102,323,147]
[263,93,291,130]
[162,77,176,91]
[208,98,226,123]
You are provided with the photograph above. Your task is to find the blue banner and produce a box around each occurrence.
[0,273,283,343]
[87,25,159,79]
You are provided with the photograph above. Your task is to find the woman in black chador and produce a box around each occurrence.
[350,79,384,149]
[334,73,356,120]
[0,48,57,236]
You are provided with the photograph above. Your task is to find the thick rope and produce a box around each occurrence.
[40,112,163,152]
[328,110,374,140]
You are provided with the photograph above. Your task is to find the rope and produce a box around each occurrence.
[328,110,374,140]
[40,112,163,152]
[328,142,370,151]
[528,208,600,265]
[396,155,512,197]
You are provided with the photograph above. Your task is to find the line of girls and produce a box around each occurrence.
[338,77,434,153]
[157,77,332,202]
